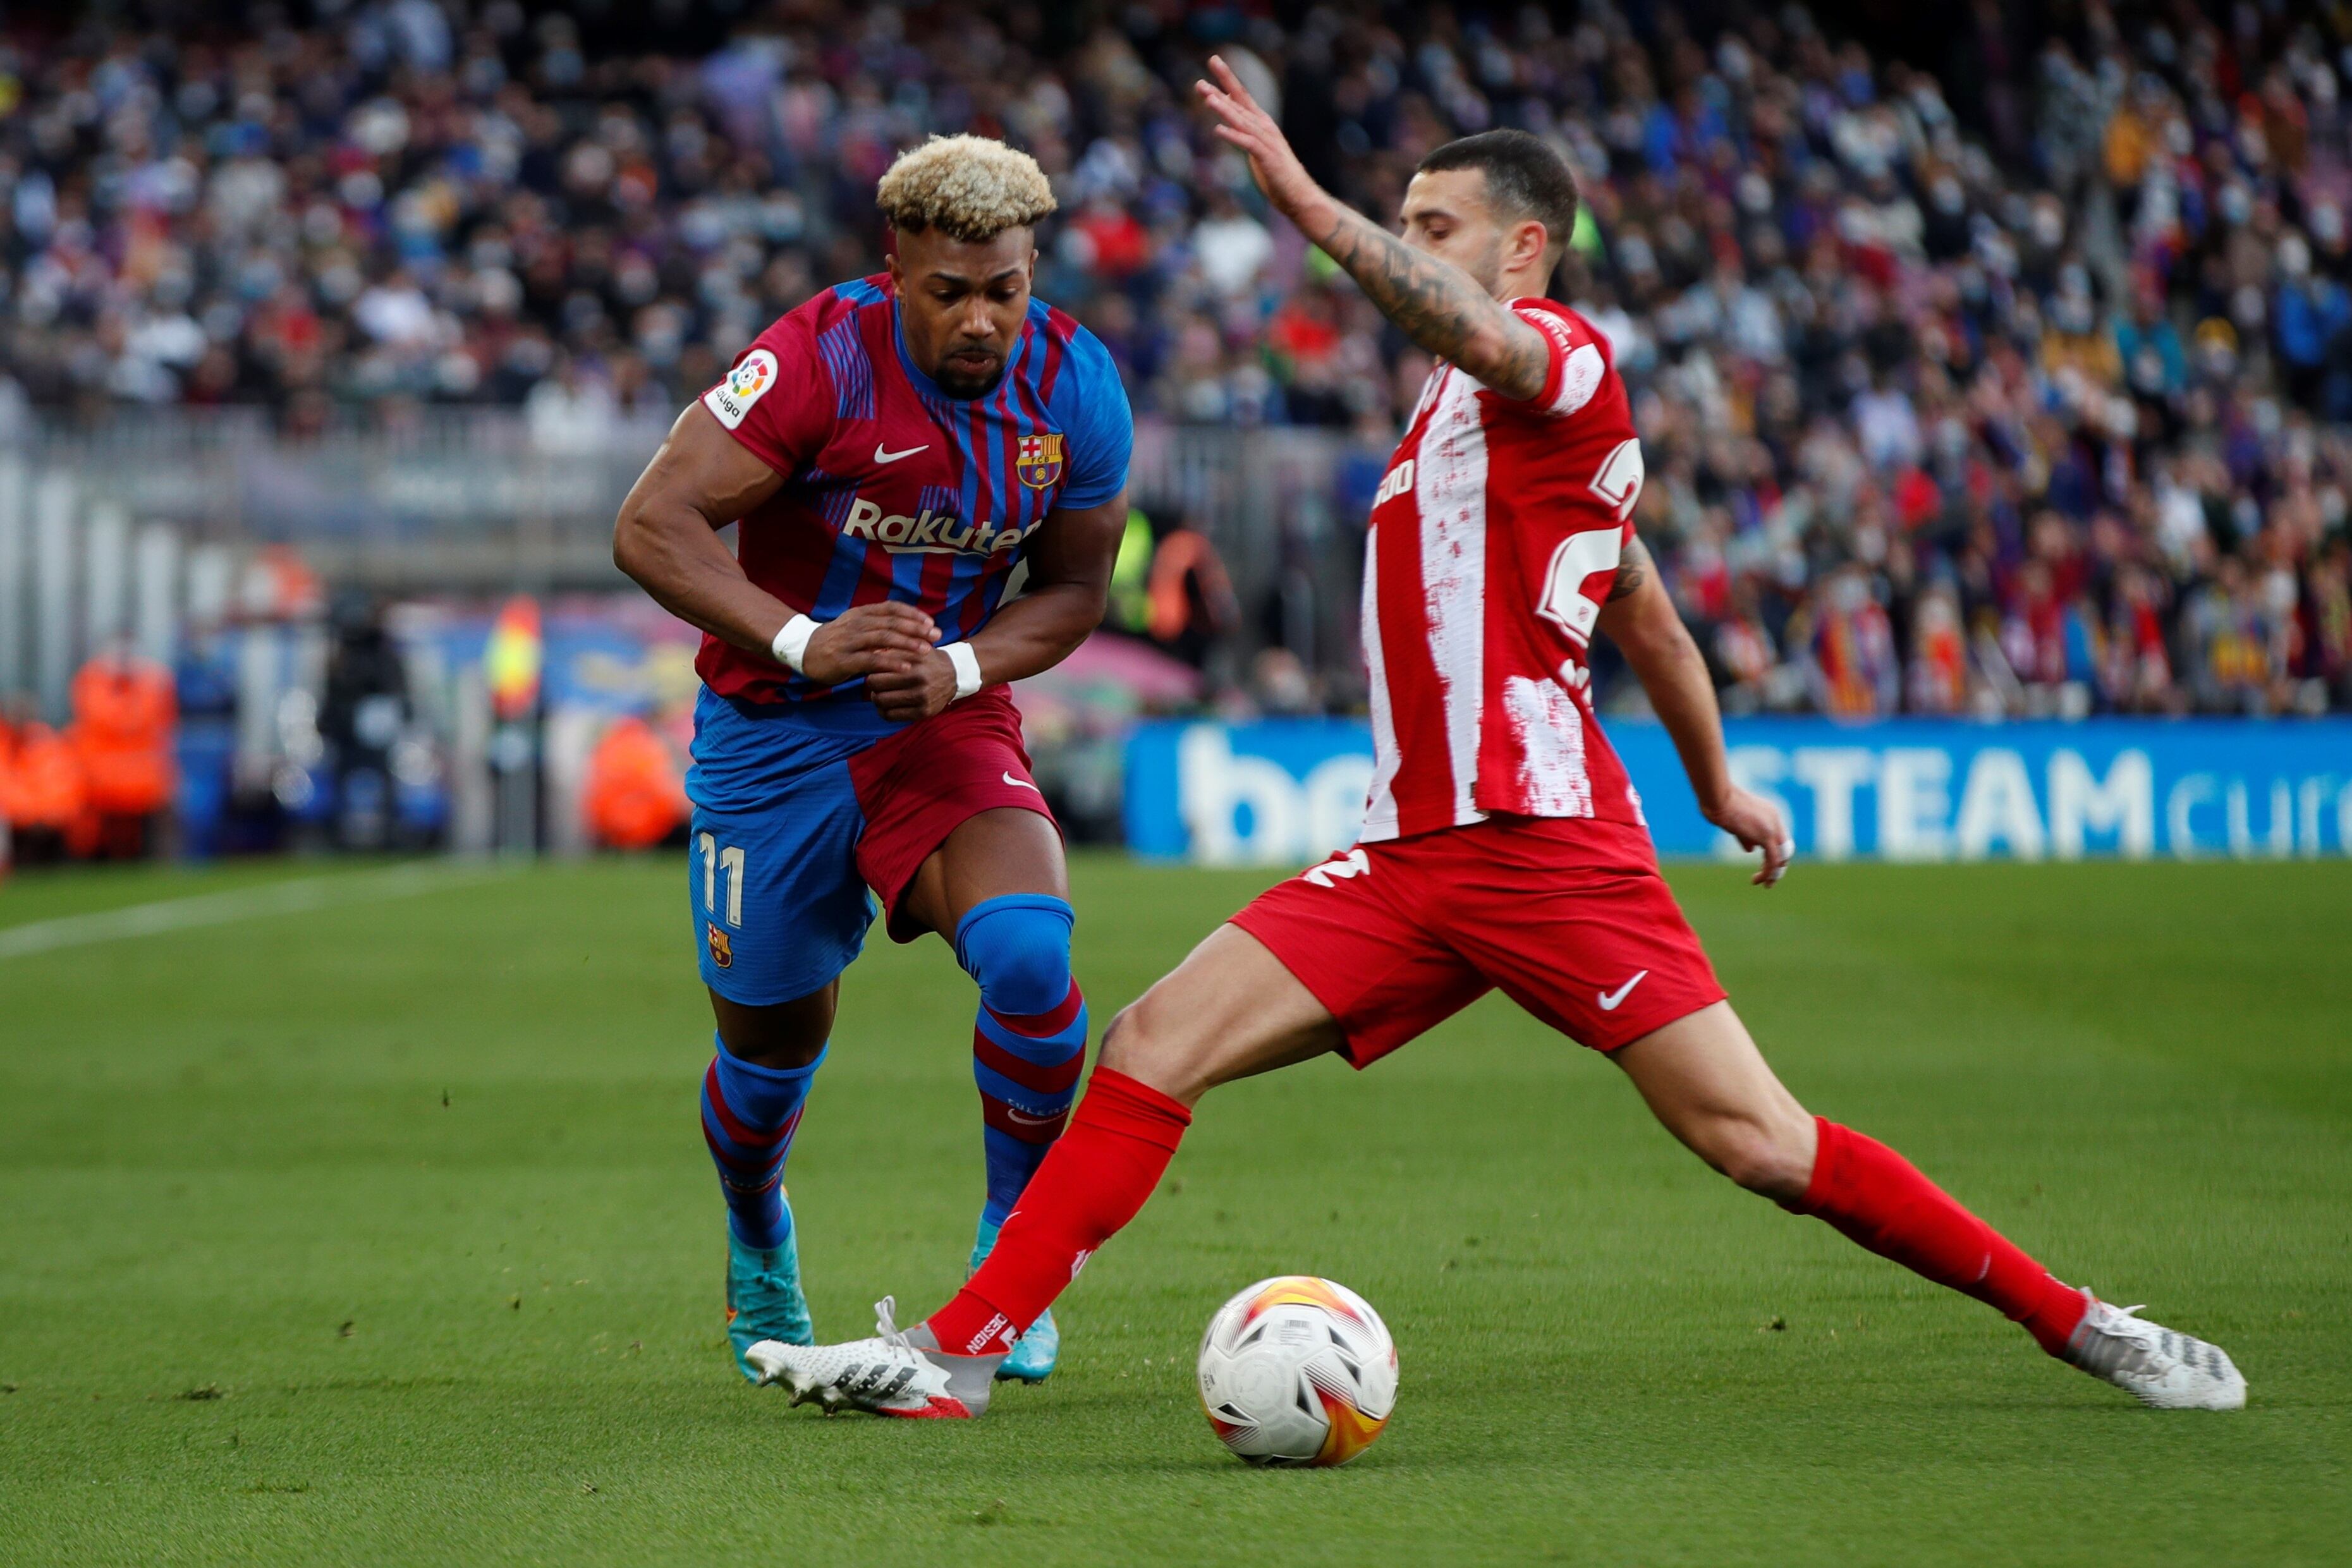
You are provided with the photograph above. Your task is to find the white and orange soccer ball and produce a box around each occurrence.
[1196,1276,1398,1467]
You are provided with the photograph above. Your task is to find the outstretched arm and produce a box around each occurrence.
[862,492,1127,724]
[612,402,936,685]
[1593,540,1793,887]
[1195,57,1550,401]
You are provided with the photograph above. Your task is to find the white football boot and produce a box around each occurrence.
[743,1298,1001,1419]
[2063,1296,2246,1409]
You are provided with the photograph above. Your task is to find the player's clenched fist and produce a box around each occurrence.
[863,649,960,724]
[799,602,937,686]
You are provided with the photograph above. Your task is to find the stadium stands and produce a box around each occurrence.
[2,3,2348,716]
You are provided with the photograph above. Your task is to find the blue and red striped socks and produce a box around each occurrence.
[956,895,1088,1228]
[973,979,1088,1225]
[700,1036,822,1250]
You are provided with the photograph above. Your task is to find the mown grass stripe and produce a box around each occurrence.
[0,861,508,961]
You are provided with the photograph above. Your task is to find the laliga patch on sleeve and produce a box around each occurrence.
[1516,307,1604,416]
[704,348,778,430]
[1521,307,1581,357]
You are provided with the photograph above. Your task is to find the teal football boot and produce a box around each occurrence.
[972,1216,1058,1383]
[726,1201,813,1383]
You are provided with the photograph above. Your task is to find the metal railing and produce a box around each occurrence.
[13,407,1377,562]
[11,408,673,588]
[2,411,1384,707]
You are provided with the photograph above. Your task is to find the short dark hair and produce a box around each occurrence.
[1416,130,1580,262]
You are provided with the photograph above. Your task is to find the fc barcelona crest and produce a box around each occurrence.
[706,922,733,969]
[1015,432,1065,490]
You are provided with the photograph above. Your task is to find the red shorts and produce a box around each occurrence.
[846,686,1057,941]
[1230,816,1725,1062]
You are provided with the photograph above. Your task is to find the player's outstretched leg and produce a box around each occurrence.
[746,1066,1190,1417]
[701,1033,822,1380]
[954,894,1088,1383]
[750,926,1330,1417]
[1614,1002,2245,1409]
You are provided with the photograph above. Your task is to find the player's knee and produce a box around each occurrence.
[954,894,1075,1018]
[1702,1114,1813,1201]
[1097,1002,1139,1066]
[1098,988,1231,1107]
[709,983,835,1069]
[1097,1000,1186,1091]
[712,1006,830,1069]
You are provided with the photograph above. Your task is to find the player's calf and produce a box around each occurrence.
[958,894,1088,1228]
[1776,1114,2247,1403]
[1674,1106,1815,1201]
[955,894,1088,1383]
[1614,1002,1815,1201]
[1617,1006,2138,1381]
[702,1035,822,1247]
[701,1035,824,1376]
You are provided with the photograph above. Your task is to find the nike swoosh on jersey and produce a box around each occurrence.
[874,442,928,464]
[1001,771,1040,793]
[1597,970,1649,1011]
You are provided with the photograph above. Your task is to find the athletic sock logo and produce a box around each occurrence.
[966,1313,1012,1354]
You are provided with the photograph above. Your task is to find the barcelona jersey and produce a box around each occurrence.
[696,273,1132,705]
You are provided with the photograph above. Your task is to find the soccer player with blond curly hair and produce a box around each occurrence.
[614,135,1132,1389]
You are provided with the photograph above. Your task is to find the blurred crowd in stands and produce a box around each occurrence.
[4,1,2352,716]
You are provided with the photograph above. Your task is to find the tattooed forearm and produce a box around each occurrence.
[1608,537,1651,601]
[1314,205,1549,400]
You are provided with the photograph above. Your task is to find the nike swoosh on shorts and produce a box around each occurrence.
[1597,970,1649,1011]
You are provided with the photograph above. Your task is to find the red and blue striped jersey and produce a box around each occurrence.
[695,273,1132,705]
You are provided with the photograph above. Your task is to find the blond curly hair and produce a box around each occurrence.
[875,135,1057,243]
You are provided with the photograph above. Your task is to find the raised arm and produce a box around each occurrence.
[1194,57,1550,401]
[1593,539,1793,887]
[612,402,935,685]
[862,490,1127,724]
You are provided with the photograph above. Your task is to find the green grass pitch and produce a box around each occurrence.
[1,852,2347,1565]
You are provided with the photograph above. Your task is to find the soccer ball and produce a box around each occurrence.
[1196,1276,1398,1466]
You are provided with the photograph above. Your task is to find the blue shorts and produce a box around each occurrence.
[685,685,1054,1006]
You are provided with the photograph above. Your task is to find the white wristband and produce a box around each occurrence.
[943,641,984,700]
[770,614,819,674]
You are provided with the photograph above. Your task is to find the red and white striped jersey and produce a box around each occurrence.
[1358,298,1647,843]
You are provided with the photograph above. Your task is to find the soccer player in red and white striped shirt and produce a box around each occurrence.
[752,61,2244,1418]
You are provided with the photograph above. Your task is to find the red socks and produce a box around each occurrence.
[1790,1118,2087,1355]
[932,1098,2087,1363]
[927,1067,1191,1356]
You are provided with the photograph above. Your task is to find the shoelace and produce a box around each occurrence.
[874,1296,911,1351]
[2077,1304,2167,1379]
